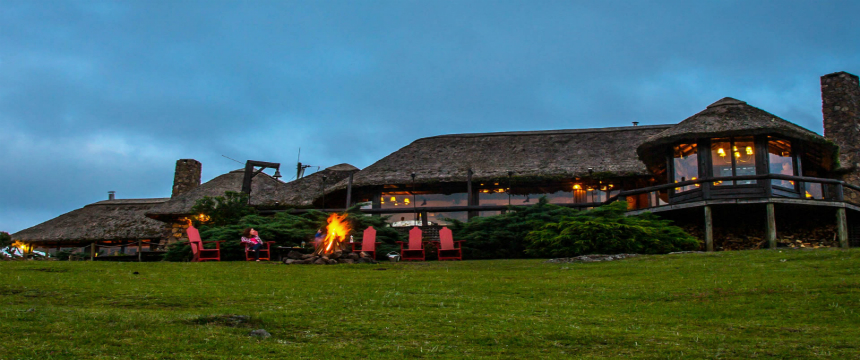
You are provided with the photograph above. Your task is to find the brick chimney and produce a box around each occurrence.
[172,159,202,198]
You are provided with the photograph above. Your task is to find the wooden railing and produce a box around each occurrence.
[263,174,860,216]
[609,174,860,211]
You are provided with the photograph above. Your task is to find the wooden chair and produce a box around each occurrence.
[244,241,276,261]
[351,226,382,260]
[186,225,223,262]
[396,227,425,261]
[434,227,464,261]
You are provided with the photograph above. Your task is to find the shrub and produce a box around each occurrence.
[524,201,699,257]
[447,198,580,259]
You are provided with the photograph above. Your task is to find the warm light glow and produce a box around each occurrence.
[197,213,210,222]
[718,148,726,157]
[12,241,30,253]
[745,146,753,155]
[805,191,813,198]
[390,196,396,202]
[734,151,741,158]
[573,184,582,190]
[404,198,410,204]
[497,188,505,193]
[692,177,700,187]
[319,213,351,255]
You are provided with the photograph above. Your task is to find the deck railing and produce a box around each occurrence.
[611,174,860,211]
[265,174,860,217]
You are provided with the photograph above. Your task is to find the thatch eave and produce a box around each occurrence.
[12,198,170,243]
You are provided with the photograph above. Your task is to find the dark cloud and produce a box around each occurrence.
[2,0,859,232]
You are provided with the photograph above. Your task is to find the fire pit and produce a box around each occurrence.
[283,213,377,265]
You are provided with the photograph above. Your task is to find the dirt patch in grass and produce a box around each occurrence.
[23,268,69,273]
[186,314,261,328]
[0,287,57,298]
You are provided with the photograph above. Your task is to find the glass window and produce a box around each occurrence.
[711,138,734,186]
[711,137,757,186]
[427,211,468,225]
[733,137,757,185]
[673,143,698,192]
[768,138,795,189]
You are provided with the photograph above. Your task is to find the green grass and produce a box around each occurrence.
[2,249,860,359]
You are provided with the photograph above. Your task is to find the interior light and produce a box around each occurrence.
[718,148,726,157]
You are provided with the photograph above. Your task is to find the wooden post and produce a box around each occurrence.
[837,207,849,249]
[90,242,96,261]
[137,240,143,262]
[835,183,845,202]
[345,172,354,209]
[467,169,476,220]
[704,205,714,252]
[766,203,777,249]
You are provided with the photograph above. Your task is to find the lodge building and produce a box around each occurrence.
[11,71,860,255]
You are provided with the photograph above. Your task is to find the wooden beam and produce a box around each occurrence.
[837,207,849,249]
[345,172,354,209]
[90,242,96,261]
[138,240,143,262]
[704,205,714,252]
[766,203,777,249]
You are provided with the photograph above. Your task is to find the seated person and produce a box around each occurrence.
[241,228,264,261]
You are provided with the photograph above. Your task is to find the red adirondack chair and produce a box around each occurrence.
[187,225,224,262]
[396,227,425,261]
[435,227,464,260]
[351,226,382,260]
[244,241,276,261]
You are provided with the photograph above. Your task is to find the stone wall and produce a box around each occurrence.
[156,220,191,250]
[822,71,860,203]
[172,159,202,198]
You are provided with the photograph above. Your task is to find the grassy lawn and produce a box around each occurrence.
[1,249,859,359]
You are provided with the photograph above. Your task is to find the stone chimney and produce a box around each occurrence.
[108,191,115,200]
[172,159,202,198]
[822,71,860,203]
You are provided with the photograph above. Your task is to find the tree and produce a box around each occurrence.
[0,231,11,249]
[189,191,256,226]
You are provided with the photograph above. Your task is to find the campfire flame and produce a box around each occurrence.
[318,213,351,255]
[11,241,30,253]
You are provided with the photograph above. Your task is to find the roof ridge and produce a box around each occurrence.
[419,124,673,141]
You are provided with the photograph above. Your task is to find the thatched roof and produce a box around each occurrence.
[146,164,359,218]
[12,198,170,243]
[278,164,358,207]
[331,125,672,190]
[637,97,835,169]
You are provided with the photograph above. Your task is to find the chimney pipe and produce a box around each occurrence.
[108,191,115,200]
[632,121,639,126]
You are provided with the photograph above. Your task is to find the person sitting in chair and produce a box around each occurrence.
[241,228,264,261]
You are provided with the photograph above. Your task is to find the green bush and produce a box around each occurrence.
[524,201,699,257]
[446,198,581,259]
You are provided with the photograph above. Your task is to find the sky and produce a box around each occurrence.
[2,0,859,233]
